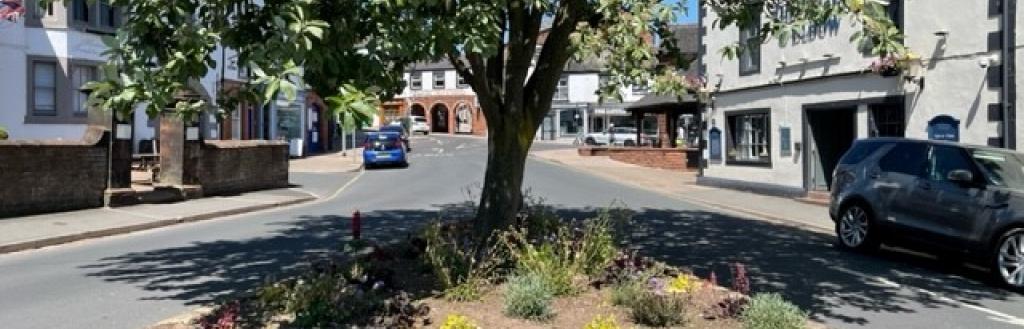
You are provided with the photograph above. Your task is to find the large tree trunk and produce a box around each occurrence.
[473,113,537,235]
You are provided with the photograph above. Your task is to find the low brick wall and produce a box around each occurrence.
[0,136,108,218]
[578,147,698,170]
[199,140,289,196]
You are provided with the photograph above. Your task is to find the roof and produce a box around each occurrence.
[665,24,699,55]
[564,56,606,73]
[626,93,697,111]
[405,60,454,71]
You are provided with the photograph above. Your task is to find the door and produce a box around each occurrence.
[308,104,322,153]
[806,108,857,191]
[909,145,988,247]
[875,142,929,232]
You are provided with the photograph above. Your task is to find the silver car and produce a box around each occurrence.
[830,138,1024,290]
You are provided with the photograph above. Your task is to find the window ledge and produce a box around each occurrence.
[24,115,89,125]
[725,159,772,168]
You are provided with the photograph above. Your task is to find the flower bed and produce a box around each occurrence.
[174,205,817,329]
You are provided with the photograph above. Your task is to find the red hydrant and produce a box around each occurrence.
[351,210,362,240]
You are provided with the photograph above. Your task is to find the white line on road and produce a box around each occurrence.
[833,266,1024,327]
[456,143,466,150]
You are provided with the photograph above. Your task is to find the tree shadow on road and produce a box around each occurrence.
[80,204,1018,326]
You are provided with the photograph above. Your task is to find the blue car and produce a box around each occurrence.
[363,132,408,168]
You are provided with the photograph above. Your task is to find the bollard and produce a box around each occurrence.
[352,210,362,240]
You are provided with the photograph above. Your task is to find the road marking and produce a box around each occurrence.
[456,143,466,150]
[833,266,1024,327]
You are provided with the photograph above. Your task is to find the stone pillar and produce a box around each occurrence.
[159,111,202,187]
[656,112,670,148]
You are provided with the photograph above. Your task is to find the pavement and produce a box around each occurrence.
[0,150,363,254]
[1,135,1023,329]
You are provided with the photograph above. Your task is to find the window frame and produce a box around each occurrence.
[725,109,772,167]
[30,60,59,118]
[456,74,468,88]
[878,142,929,177]
[432,71,445,89]
[25,56,100,124]
[554,75,569,101]
[738,16,762,76]
[409,72,422,90]
[70,63,99,117]
[70,0,121,35]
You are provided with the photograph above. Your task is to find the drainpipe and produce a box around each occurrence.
[1004,0,1017,149]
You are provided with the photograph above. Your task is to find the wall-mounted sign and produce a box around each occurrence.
[115,124,132,140]
[186,127,200,141]
[779,127,792,157]
[709,127,722,162]
[927,115,960,142]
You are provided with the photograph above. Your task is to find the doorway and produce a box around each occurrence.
[805,107,857,191]
[431,104,449,133]
[411,104,426,117]
[455,104,473,133]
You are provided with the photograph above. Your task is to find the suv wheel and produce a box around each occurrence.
[993,228,1024,291]
[584,137,596,145]
[623,140,636,147]
[836,204,880,251]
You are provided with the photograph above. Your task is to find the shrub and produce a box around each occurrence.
[629,288,688,327]
[0,126,7,140]
[503,273,555,321]
[511,241,578,296]
[741,293,807,329]
[610,279,645,307]
[440,314,477,329]
[422,221,504,301]
[592,250,657,288]
[584,314,620,329]
[577,213,618,276]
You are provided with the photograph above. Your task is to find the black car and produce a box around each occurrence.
[830,138,1024,290]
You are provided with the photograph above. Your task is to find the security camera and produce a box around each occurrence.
[979,55,1001,68]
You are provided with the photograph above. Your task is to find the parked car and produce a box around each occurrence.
[830,137,1024,290]
[379,124,411,151]
[583,126,652,146]
[362,132,408,168]
[410,116,430,135]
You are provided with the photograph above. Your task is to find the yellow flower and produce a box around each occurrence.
[666,274,697,294]
[584,314,620,329]
[440,314,477,329]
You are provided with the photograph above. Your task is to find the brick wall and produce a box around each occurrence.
[199,140,289,196]
[0,135,108,218]
[579,147,699,171]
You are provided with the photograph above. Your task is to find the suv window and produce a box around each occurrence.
[879,142,928,177]
[928,145,977,182]
[839,140,890,165]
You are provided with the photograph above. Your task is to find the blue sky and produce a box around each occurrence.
[675,0,698,24]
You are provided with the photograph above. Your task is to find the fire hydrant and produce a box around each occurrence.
[351,210,362,240]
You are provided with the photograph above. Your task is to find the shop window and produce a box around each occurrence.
[726,110,771,166]
[869,103,906,137]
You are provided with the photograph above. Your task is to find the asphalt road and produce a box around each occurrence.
[0,135,1022,329]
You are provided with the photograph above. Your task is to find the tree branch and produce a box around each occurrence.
[505,0,544,115]
[523,0,586,127]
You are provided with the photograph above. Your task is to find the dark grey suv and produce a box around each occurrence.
[830,138,1024,290]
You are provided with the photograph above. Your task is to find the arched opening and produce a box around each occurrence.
[455,104,473,133]
[410,104,426,117]
[430,104,449,133]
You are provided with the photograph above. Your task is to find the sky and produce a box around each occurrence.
[675,0,699,24]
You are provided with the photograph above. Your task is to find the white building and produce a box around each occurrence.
[699,1,1021,196]
[0,1,322,154]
